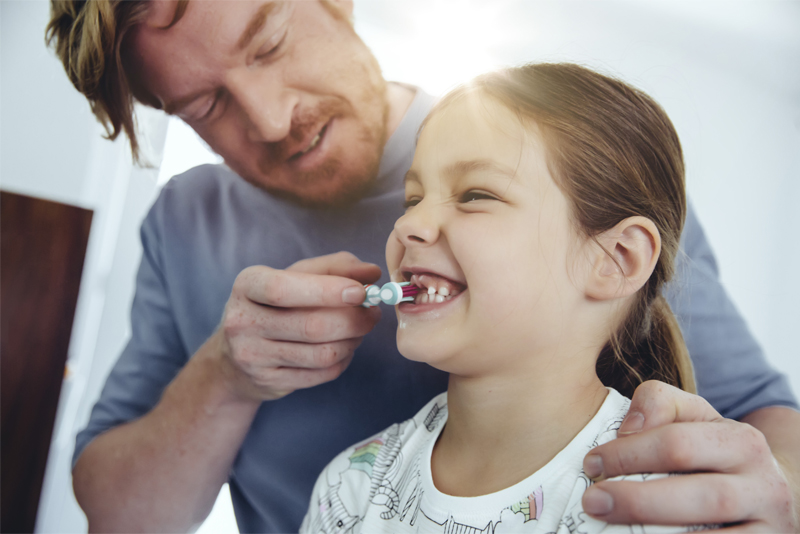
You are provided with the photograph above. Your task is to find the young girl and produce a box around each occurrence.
[300,63,702,533]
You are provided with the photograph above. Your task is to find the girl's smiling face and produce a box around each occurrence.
[386,94,596,376]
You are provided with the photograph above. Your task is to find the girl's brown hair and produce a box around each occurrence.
[430,63,695,397]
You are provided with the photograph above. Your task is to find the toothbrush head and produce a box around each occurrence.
[402,284,421,298]
[361,282,421,307]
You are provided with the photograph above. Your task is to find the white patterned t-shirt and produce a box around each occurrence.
[300,388,704,534]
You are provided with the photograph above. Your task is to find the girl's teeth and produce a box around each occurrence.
[405,274,464,305]
[412,287,457,305]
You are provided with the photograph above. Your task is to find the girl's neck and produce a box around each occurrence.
[431,353,608,497]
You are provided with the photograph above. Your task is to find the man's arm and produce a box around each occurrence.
[667,202,797,420]
[581,382,799,530]
[74,333,260,531]
[73,249,382,532]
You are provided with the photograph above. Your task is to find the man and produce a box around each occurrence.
[47,0,800,531]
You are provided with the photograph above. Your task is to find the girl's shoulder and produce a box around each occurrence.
[300,393,448,533]
[591,388,632,448]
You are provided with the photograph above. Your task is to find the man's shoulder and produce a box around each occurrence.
[146,164,268,230]
[158,163,244,205]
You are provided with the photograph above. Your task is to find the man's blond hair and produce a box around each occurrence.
[46,0,188,162]
[47,0,354,164]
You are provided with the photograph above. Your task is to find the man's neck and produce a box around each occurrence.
[431,356,608,497]
[385,82,416,139]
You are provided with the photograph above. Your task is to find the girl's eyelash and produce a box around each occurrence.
[403,191,497,208]
[460,190,497,202]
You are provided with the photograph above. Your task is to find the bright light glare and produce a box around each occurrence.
[359,0,509,96]
[157,117,223,185]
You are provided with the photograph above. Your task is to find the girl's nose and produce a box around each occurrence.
[394,201,440,247]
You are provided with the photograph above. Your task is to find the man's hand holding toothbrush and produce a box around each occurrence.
[215,252,382,401]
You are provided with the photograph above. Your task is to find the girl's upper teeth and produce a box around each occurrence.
[409,273,462,304]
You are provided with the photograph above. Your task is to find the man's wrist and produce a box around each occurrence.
[186,330,264,409]
[742,406,800,529]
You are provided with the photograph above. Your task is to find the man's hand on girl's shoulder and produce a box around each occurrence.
[581,381,799,532]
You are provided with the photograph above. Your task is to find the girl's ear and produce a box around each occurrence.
[585,216,661,301]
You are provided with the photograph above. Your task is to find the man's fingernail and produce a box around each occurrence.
[583,488,613,516]
[342,286,364,305]
[584,454,603,479]
[618,411,645,435]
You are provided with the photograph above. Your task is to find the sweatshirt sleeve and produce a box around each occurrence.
[665,200,798,420]
[72,188,189,467]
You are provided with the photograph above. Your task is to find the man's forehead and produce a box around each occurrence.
[128,0,269,108]
[136,0,253,50]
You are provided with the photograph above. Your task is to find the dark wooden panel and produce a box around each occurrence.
[1,191,93,533]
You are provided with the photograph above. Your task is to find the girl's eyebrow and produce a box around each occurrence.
[404,160,517,186]
[443,159,517,181]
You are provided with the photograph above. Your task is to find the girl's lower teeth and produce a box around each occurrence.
[414,289,456,304]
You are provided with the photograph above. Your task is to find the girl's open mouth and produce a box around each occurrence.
[399,272,467,310]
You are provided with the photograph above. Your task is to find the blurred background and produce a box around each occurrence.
[2,0,798,531]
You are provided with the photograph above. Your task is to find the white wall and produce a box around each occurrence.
[2,2,168,531]
[1,1,797,533]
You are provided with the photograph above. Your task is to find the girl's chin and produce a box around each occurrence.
[396,336,460,366]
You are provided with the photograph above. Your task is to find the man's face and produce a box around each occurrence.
[127,0,389,206]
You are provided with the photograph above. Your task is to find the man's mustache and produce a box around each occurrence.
[262,98,349,163]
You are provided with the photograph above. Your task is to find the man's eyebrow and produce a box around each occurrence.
[443,159,518,181]
[237,2,278,51]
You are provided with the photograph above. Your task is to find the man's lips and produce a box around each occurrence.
[288,121,329,162]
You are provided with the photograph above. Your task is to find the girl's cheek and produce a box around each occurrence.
[385,230,405,275]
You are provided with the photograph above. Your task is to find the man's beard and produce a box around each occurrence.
[249,89,389,209]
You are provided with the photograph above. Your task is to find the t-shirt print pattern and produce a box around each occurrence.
[301,389,708,534]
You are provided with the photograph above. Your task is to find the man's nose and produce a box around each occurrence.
[226,68,297,143]
[394,201,441,247]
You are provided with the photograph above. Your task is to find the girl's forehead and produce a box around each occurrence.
[415,95,547,176]
[425,94,520,138]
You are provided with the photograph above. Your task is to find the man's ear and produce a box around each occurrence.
[585,216,661,301]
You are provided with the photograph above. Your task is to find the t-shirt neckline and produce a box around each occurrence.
[419,388,622,517]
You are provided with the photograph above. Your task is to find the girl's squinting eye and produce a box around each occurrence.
[403,197,421,209]
[460,190,497,203]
